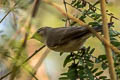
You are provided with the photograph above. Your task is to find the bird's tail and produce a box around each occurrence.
[93,22,113,32]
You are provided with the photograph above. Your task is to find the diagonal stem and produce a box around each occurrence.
[100,0,117,80]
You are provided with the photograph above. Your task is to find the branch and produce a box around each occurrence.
[63,0,70,27]
[0,0,19,23]
[100,0,117,80]
[23,45,46,63]
[27,47,50,80]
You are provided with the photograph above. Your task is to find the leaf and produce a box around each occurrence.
[85,68,94,80]
[59,77,68,80]
[99,76,107,79]
[60,52,64,56]
[67,69,77,80]
[93,1,100,6]
[97,19,102,22]
[102,62,108,70]
[86,61,94,67]
[61,73,68,76]
[110,37,117,41]
[88,22,100,27]
[86,10,94,15]
[79,15,86,22]
[95,58,100,63]
[98,55,107,62]
[91,14,101,20]
[78,70,85,78]
[89,48,95,54]
[63,55,72,67]
[92,68,98,73]
[111,41,120,47]
[86,46,90,53]
[95,71,103,76]
[71,0,77,5]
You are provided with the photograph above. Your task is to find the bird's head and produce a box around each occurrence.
[32,27,50,43]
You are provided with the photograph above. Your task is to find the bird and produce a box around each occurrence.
[32,23,112,52]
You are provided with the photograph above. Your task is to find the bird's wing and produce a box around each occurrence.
[61,27,90,40]
[46,27,90,47]
[61,25,103,41]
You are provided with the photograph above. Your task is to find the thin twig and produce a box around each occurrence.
[28,46,49,80]
[100,0,117,80]
[0,71,12,80]
[32,0,41,17]
[0,0,20,23]
[23,45,46,64]
[43,0,120,53]
[63,0,70,27]
[66,2,101,22]
[24,66,39,80]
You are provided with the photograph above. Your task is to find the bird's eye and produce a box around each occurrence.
[37,29,41,33]
[37,29,44,36]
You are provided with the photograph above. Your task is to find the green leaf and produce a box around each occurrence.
[92,68,98,73]
[78,70,85,78]
[79,15,86,22]
[86,10,94,15]
[71,0,77,5]
[63,55,72,67]
[98,55,107,62]
[99,76,107,79]
[110,37,117,41]
[95,58,100,63]
[95,71,103,76]
[86,46,90,53]
[61,73,68,76]
[88,22,100,27]
[89,48,95,54]
[67,69,77,80]
[111,41,120,47]
[93,1,100,6]
[97,19,102,22]
[102,62,108,70]
[59,77,68,80]
[87,61,94,67]
[85,68,94,80]
[60,52,64,56]
[91,14,101,20]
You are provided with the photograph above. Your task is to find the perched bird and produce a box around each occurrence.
[32,23,112,52]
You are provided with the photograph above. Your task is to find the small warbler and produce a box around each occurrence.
[32,23,112,52]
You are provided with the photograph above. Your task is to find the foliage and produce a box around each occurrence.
[60,0,120,80]
[59,47,110,80]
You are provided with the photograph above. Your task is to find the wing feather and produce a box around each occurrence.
[46,27,90,47]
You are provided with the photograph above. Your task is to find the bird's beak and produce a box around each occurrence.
[31,33,36,39]
[31,32,43,42]
[31,32,38,39]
